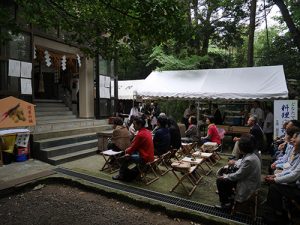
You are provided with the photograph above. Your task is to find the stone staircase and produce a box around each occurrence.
[32,99,111,165]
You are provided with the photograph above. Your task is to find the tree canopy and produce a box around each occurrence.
[1,0,300,80]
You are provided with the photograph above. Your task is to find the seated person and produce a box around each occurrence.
[271,128,300,173]
[264,134,300,224]
[232,116,264,159]
[201,116,221,145]
[168,117,182,150]
[272,121,289,156]
[107,117,131,152]
[112,115,154,181]
[185,116,198,141]
[153,115,170,156]
[216,134,261,209]
[127,115,138,140]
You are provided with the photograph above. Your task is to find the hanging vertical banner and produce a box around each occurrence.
[274,100,298,138]
[99,75,110,99]
[20,62,32,78]
[8,59,21,77]
[111,80,114,98]
[21,78,32,95]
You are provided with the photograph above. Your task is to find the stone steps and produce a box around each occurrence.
[32,99,111,165]
[34,119,106,133]
[35,133,97,149]
[47,147,98,165]
[33,124,111,141]
[37,115,77,122]
[36,111,74,117]
[36,106,70,112]
[39,139,97,160]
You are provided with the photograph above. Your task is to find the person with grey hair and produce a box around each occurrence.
[232,116,264,159]
[250,101,264,126]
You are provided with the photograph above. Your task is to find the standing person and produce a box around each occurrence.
[201,116,221,145]
[129,102,139,120]
[250,101,264,127]
[213,104,223,125]
[216,134,261,209]
[112,115,154,181]
[150,101,161,129]
[263,106,274,154]
[182,104,196,129]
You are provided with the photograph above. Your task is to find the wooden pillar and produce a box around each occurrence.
[79,57,94,118]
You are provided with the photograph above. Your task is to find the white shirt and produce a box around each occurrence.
[263,112,274,134]
[129,107,139,120]
[250,107,264,123]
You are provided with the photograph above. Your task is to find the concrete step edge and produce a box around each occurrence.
[36,112,73,115]
[36,107,70,112]
[41,139,98,151]
[48,147,97,162]
[37,119,95,125]
[37,116,77,121]
[36,132,97,143]
[34,99,63,103]
[33,124,110,134]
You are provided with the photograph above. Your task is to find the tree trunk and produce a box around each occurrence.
[247,0,257,67]
[273,0,300,51]
[201,8,213,56]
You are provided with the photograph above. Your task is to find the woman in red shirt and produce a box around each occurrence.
[201,116,221,145]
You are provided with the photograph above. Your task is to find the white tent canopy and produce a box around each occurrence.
[118,79,144,100]
[135,65,288,100]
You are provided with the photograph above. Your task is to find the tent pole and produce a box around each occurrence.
[197,101,200,137]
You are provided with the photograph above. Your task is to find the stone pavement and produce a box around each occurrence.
[0,159,55,191]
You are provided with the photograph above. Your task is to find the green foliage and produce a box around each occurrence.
[159,100,190,122]
[256,31,300,79]
[14,0,188,59]
[147,44,229,71]
[0,3,20,45]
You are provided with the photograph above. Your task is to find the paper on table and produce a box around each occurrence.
[8,59,21,77]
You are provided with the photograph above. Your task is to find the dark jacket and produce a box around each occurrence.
[169,125,182,149]
[250,124,264,150]
[214,109,223,125]
[153,127,170,156]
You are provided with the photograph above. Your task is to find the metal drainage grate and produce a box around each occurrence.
[54,167,265,225]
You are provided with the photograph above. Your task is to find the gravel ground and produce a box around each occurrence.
[0,184,203,225]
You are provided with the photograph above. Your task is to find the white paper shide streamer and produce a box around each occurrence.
[34,46,37,59]
[61,55,67,71]
[44,50,51,67]
[76,54,81,67]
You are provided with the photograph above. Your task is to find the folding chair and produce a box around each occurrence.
[193,151,218,166]
[181,156,212,176]
[170,161,203,196]
[137,158,160,185]
[169,148,180,161]
[231,189,259,222]
[177,142,197,158]
[100,149,123,173]
[156,151,173,176]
